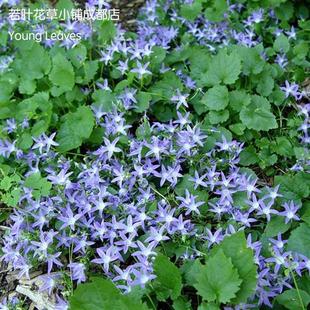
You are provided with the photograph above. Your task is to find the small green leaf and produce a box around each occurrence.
[14,42,51,81]
[211,232,257,304]
[92,90,116,113]
[204,50,241,85]
[229,123,246,136]
[95,20,116,44]
[24,173,52,199]
[19,79,36,95]
[194,249,242,303]
[229,90,251,112]
[274,173,310,200]
[135,92,152,113]
[83,60,99,83]
[204,0,228,22]
[273,34,290,53]
[68,44,87,68]
[240,95,277,131]
[0,176,13,191]
[239,146,259,166]
[182,259,204,286]
[172,297,192,310]
[208,110,229,124]
[234,46,265,76]
[0,211,9,223]
[49,53,75,96]
[264,216,291,237]
[198,302,220,310]
[153,254,182,301]
[272,137,293,157]
[287,224,310,257]
[56,0,74,11]
[180,1,202,21]
[57,106,95,152]
[149,71,183,102]
[202,85,229,111]
[69,277,148,310]
[276,289,310,310]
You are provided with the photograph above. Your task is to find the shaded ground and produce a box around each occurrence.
[66,0,145,30]
[109,0,145,30]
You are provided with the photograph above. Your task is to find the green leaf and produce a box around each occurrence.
[301,202,310,226]
[274,173,310,200]
[204,50,241,85]
[273,34,290,53]
[204,0,228,22]
[17,132,33,151]
[69,277,148,310]
[229,90,251,112]
[192,94,208,115]
[24,172,51,199]
[136,119,152,141]
[258,148,278,168]
[234,46,265,76]
[239,146,259,166]
[202,85,229,111]
[153,254,182,301]
[92,90,116,113]
[275,2,294,21]
[149,71,183,102]
[31,119,50,137]
[83,60,99,83]
[57,106,95,152]
[14,42,51,81]
[49,53,75,96]
[56,0,74,11]
[152,102,176,122]
[293,42,309,60]
[240,95,277,131]
[19,79,36,95]
[172,297,192,310]
[255,69,275,97]
[149,46,167,68]
[229,123,246,136]
[16,92,50,120]
[68,44,87,68]
[135,92,152,113]
[208,110,229,124]
[198,302,220,310]
[264,216,291,237]
[287,224,310,257]
[182,259,204,286]
[272,137,293,157]
[194,249,242,303]
[0,211,9,223]
[1,187,21,207]
[180,0,202,21]
[0,176,13,191]
[189,47,211,87]
[297,274,310,293]
[211,232,257,304]
[276,289,310,310]
[95,20,116,44]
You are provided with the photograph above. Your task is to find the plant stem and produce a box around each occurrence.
[290,269,305,310]
[146,291,156,310]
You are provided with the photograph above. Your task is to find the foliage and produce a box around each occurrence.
[0,0,309,309]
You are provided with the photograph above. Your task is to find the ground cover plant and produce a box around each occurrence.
[0,0,309,309]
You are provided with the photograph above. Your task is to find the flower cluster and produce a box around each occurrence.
[1,107,307,308]
[0,0,309,309]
